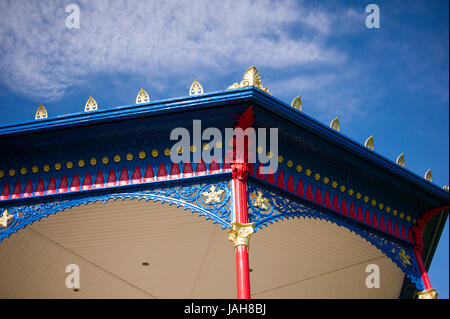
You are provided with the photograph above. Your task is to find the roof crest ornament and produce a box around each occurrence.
[84,96,98,112]
[424,169,432,182]
[330,117,340,132]
[291,96,302,111]
[35,104,48,120]
[189,80,204,96]
[227,66,271,95]
[136,88,150,104]
[396,153,405,167]
[365,136,374,150]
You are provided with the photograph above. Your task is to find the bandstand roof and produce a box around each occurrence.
[0,76,448,298]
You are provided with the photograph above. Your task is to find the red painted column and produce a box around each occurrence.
[231,162,251,299]
[411,206,448,297]
[413,247,432,290]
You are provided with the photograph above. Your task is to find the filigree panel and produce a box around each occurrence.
[0,181,232,243]
[246,183,423,290]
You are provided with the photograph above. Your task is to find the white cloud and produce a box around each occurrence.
[0,0,345,100]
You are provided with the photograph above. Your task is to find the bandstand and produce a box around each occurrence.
[0,67,448,299]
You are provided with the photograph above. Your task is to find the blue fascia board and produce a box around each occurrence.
[1,87,448,206]
[0,89,253,136]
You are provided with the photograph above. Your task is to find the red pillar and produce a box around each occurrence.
[230,162,252,299]
[413,247,432,290]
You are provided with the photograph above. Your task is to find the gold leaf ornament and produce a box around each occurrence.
[84,96,98,112]
[35,104,48,120]
[424,169,432,182]
[330,117,340,132]
[136,88,150,104]
[291,96,302,111]
[365,136,374,150]
[189,80,204,96]
[396,153,405,167]
[227,66,271,95]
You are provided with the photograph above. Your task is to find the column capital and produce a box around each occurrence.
[417,288,438,299]
[227,222,254,248]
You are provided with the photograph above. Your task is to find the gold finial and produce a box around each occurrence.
[417,288,438,299]
[365,136,374,150]
[227,66,271,95]
[136,88,150,104]
[330,117,340,132]
[189,80,204,96]
[443,186,449,192]
[291,96,302,111]
[35,104,48,120]
[396,153,405,167]
[425,169,432,182]
[0,209,13,228]
[84,96,98,112]
[227,222,254,248]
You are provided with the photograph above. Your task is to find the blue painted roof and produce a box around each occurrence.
[1,87,448,206]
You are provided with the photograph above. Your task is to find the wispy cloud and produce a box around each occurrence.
[0,0,347,101]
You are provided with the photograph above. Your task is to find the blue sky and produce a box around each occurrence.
[0,0,448,297]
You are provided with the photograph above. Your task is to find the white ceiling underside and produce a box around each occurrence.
[0,198,405,298]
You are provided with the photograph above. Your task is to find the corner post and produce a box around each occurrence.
[413,248,438,299]
[228,162,253,299]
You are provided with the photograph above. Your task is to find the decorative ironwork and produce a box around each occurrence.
[365,136,374,150]
[35,104,48,120]
[227,222,254,247]
[136,88,150,104]
[396,153,405,167]
[246,182,423,289]
[330,117,340,132]
[227,66,271,95]
[84,96,98,112]
[0,181,232,243]
[291,96,302,111]
[189,80,204,96]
